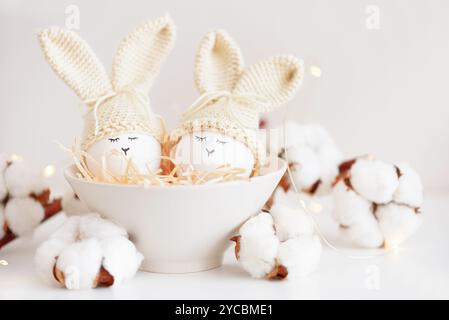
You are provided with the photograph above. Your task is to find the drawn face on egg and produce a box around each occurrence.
[173,131,255,177]
[86,133,161,177]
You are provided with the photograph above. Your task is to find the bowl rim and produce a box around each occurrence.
[64,158,287,190]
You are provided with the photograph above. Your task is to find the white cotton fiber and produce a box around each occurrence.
[393,162,423,208]
[350,159,399,204]
[35,237,70,285]
[4,161,47,197]
[56,238,103,290]
[100,237,143,285]
[239,233,280,278]
[238,212,280,278]
[270,202,314,241]
[332,181,373,227]
[277,235,322,277]
[4,197,45,236]
[62,191,90,216]
[376,203,422,246]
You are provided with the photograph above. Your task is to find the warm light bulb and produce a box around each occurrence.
[0,260,8,266]
[10,154,23,162]
[309,65,322,78]
[308,202,323,213]
[43,165,56,178]
[384,240,400,254]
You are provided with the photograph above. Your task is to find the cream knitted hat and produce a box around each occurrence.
[38,15,176,151]
[170,30,303,168]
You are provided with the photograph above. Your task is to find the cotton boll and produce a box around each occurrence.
[332,181,373,227]
[270,203,314,241]
[35,237,71,285]
[4,162,47,197]
[0,205,5,239]
[376,203,422,246]
[286,145,321,189]
[350,159,399,204]
[56,238,103,290]
[4,198,45,236]
[62,191,90,216]
[100,237,143,285]
[393,162,423,208]
[238,231,280,278]
[277,235,322,277]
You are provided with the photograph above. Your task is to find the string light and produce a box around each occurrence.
[309,65,322,78]
[0,260,8,266]
[43,164,56,178]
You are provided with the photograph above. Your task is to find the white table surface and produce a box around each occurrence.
[1,192,448,300]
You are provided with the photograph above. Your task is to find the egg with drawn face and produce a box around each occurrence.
[172,131,255,177]
[86,133,161,177]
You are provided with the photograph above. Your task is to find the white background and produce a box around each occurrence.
[0,0,448,191]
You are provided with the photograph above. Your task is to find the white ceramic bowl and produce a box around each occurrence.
[64,159,286,273]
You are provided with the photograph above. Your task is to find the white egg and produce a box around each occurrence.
[173,131,255,177]
[86,133,161,177]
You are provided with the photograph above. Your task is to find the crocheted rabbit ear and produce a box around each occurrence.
[111,15,176,93]
[38,28,112,101]
[194,30,244,94]
[234,55,303,112]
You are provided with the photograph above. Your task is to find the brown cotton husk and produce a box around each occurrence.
[53,264,114,288]
[0,227,16,250]
[93,266,114,287]
[0,190,62,250]
[267,264,289,280]
[230,235,241,260]
[31,189,50,205]
[61,143,250,186]
[44,198,62,219]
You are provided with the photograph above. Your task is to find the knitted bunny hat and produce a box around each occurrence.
[38,15,176,151]
[170,30,303,168]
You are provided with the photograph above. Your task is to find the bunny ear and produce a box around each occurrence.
[38,27,112,101]
[234,55,303,112]
[194,30,243,94]
[112,15,176,93]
